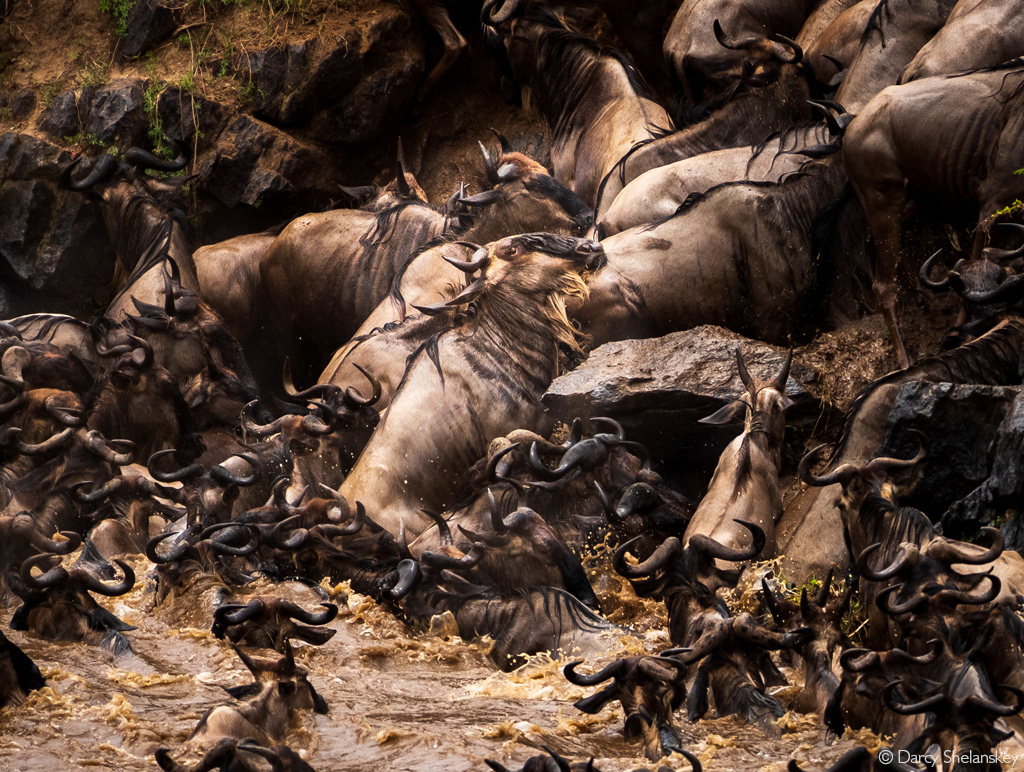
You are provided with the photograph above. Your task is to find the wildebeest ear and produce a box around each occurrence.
[224,683,261,700]
[8,639,45,693]
[698,400,746,425]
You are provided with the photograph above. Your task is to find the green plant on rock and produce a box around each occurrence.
[99,0,137,39]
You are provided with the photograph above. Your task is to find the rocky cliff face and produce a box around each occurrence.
[0,0,535,317]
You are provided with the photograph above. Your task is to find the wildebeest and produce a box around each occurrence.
[564,655,693,761]
[592,49,812,217]
[13,551,137,653]
[211,596,338,652]
[843,64,1024,365]
[258,174,454,375]
[682,350,795,564]
[482,5,671,208]
[577,157,852,347]
[596,119,839,236]
[900,0,1024,83]
[337,233,603,538]
[663,0,814,105]
[0,629,45,709]
[190,645,328,744]
[776,316,1024,584]
[832,0,959,113]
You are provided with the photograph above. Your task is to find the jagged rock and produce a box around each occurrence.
[122,0,182,58]
[939,390,1024,543]
[195,114,337,210]
[0,132,111,316]
[543,326,818,471]
[155,87,232,147]
[84,79,147,146]
[10,89,35,119]
[37,90,79,139]
[877,382,1020,535]
[234,4,426,142]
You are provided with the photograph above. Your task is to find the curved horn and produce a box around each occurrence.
[146,530,193,564]
[60,153,119,191]
[44,395,83,427]
[80,559,135,596]
[590,416,625,440]
[483,0,524,25]
[388,559,421,599]
[84,431,136,465]
[856,542,920,581]
[124,143,187,173]
[210,455,259,487]
[20,553,66,590]
[613,536,681,579]
[271,515,309,550]
[840,648,879,672]
[772,348,793,392]
[563,659,626,686]
[919,250,950,291]
[798,444,857,487]
[395,138,411,197]
[491,128,511,153]
[688,520,766,562]
[966,685,1024,717]
[443,246,491,274]
[280,601,338,626]
[423,509,453,546]
[882,681,947,715]
[887,639,942,666]
[215,599,264,625]
[346,364,382,407]
[713,19,759,50]
[875,584,928,616]
[926,527,1003,566]
[147,448,203,482]
[14,426,75,456]
[421,542,485,570]
[935,574,1001,606]
[479,141,499,186]
[75,477,124,503]
[240,401,293,438]
[770,33,803,63]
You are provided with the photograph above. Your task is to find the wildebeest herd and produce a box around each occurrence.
[2,0,1024,769]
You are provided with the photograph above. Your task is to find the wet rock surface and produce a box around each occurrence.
[878,382,1020,536]
[545,326,819,455]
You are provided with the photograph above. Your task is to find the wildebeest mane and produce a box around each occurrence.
[107,219,174,313]
[861,0,893,46]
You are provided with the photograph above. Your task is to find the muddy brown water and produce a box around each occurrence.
[0,552,877,772]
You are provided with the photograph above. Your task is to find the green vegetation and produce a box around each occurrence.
[63,132,106,150]
[38,81,65,109]
[99,0,137,39]
[143,81,175,160]
[81,62,110,89]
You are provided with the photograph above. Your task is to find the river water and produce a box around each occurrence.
[0,550,877,771]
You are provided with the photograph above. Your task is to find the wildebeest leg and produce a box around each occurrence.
[411,0,468,100]
[846,110,909,367]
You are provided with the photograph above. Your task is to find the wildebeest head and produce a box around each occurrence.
[211,595,338,652]
[452,483,600,609]
[339,138,428,211]
[710,19,804,89]
[884,678,1024,768]
[461,137,594,240]
[226,644,329,716]
[0,629,45,709]
[699,348,794,441]
[564,655,694,762]
[13,551,136,653]
[127,267,259,427]
[60,148,189,275]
